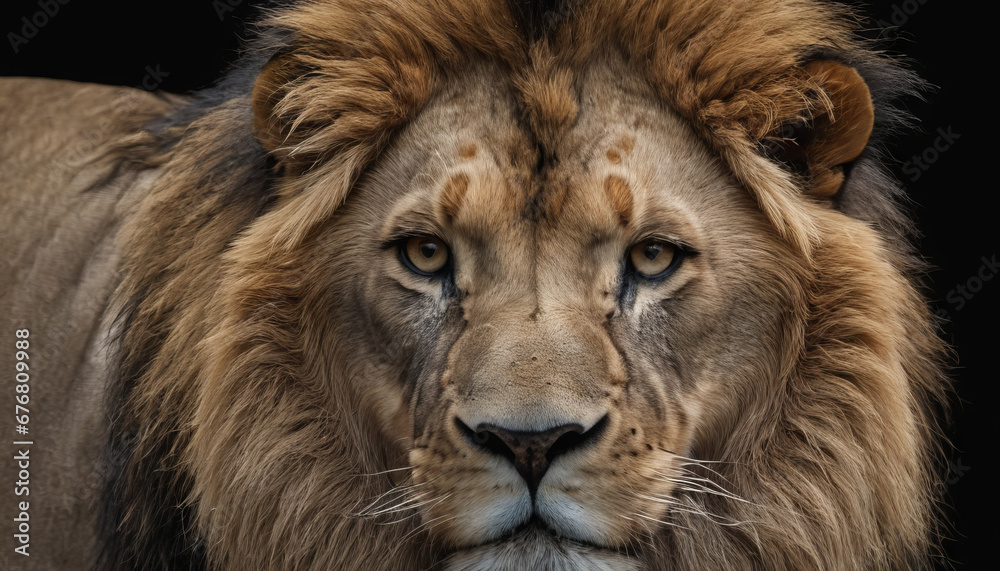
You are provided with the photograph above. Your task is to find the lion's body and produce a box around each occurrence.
[1,1,948,570]
[0,79,178,568]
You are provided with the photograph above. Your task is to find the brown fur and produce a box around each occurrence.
[603,175,634,226]
[0,1,948,570]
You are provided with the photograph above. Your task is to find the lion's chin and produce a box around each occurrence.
[442,526,643,571]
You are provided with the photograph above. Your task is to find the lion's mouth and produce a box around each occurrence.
[487,515,607,549]
[462,515,628,556]
[443,518,640,570]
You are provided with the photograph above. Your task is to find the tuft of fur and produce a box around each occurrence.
[91,1,949,570]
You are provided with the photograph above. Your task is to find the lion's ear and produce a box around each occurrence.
[252,52,298,156]
[761,61,875,198]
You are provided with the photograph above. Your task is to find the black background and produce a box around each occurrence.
[1,1,994,568]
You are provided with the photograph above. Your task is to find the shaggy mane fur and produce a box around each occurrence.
[97,1,949,569]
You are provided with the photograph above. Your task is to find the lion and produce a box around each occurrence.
[0,0,949,569]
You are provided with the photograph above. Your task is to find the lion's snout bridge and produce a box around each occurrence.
[444,311,620,499]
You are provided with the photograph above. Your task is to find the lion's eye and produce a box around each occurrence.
[401,236,450,276]
[629,239,679,279]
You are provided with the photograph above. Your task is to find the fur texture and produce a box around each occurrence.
[1,1,949,570]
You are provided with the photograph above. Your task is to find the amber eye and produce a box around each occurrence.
[629,239,678,279]
[401,236,450,276]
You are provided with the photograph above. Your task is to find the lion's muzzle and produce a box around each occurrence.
[409,308,636,550]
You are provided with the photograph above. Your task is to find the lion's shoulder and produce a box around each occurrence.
[0,78,175,324]
[0,78,173,174]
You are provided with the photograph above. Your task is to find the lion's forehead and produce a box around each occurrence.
[377,63,741,284]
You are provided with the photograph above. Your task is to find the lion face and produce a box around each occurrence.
[84,2,946,568]
[315,61,799,566]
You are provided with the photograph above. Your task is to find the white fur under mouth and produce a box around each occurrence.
[442,527,644,571]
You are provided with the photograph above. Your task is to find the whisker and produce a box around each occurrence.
[652,470,754,505]
[351,482,431,516]
[657,448,740,483]
[676,460,737,485]
[636,493,680,505]
[632,512,692,532]
[359,493,440,517]
[655,469,730,491]
[675,484,751,504]
[356,466,416,477]
[666,452,732,465]
[661,498,749,527]
[671,471,735,491]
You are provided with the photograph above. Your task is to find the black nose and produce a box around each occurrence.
[456,416,609,496]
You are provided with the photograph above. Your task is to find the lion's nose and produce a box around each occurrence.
[456,416,609,496]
